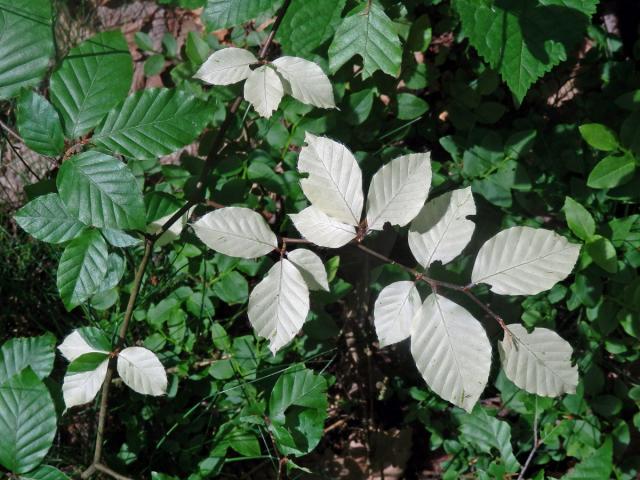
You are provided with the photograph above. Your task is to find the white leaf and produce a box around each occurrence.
[62,358,108,408]
[193,207,277,259]
[366,153,432,231]
[298,133,364,225]
[289,205,357,248]
[408,187,476,268]
[287,248,329,291]
[374,281,421,347]
[248,259,310,354]
[411,293,492,412]
[272,56,335,108]
[243,65,284,118]
[117,347,167,396]
[147,207,194,247]
[194,47,257,85]
[499,324,578,397]
[58,330,108,362]
[471,226,581,295]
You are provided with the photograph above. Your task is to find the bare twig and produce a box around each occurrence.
[517,399,540,480]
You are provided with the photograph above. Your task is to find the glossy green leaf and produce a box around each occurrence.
[277,0,345,58]
[16,91,65,156]
[453,0,598,102]
[328,1,402,78]
[397,93,428,120]
[0,0,54,99]
[144,54,165,76]
[579,123,619,151]
[134,32,154,52]
[57,151,146,230]
[20,465,70,480]
[0,368,57,473]
[50,30,133,138]
[101,228,141,247]
[92,88,210,159]
[587,153,636,189]
[562,438,612,479]
[202,0,280,30]
[0,333,56,384]
[585,235,618,273]
[563,196,595,241]
[14,193,86,244]
[56,229,109,310]
[458,407,520,472]
[269,366,328,456]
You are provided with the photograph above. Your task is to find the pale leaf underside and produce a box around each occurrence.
[471,226,581,295]
[411,294,492,412]
[117,347,167,396]
[194,47,257,85]
[289,205,356,248]
[248,259,310,354]
[366,153,432,231]
[408,187,476,268]
[272,56,335,108]
[243,66,284,118]
[499,324,578,397]
[374,281,421,347]
[287,248,329,291]
[193,207,277,259]
[298,133,364,225]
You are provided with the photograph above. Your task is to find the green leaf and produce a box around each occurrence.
[458,406,520,472]
[562,438,612,479]
[96,252,125,292]
[563,196,595,241]
[202,0,280,30]
[587,153,636,189]
[101,228,141,247]
[57,151,146,230]
[14,193,86,244]
[19,465,70,480]
[185,32,210,65]
[328,1,402,78]
[277,0,345,58]
[92,88,210,159]
[56,229,109,310]
[453,0,598,102]
[162,34,178,57]
[620,110,640,157]
[134,32,154,52]
[0,368,57,473]
[0,0,55,99]
[585,235,618,273]
[67,352,110,373]
[396,93,428,120]
[0,333,56,384]
[50,30,133,138]
[579,123,619,151]
[16,91,65,156]
[144,54,165,76]
[268,365,328,456]
[145,191,184,223]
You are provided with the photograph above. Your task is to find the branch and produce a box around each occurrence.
[517,400,540,480]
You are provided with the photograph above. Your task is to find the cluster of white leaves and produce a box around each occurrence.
[194,48,335,118]
[189,130,581,410]
[192,206,329,354]
[290,132,432,247]
[59,329,167,408]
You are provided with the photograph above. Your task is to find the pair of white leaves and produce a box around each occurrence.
[246,248,329,354]
[290,133,432,247]
[59,329,167,408]
[376,287,578,412]
[194,48,335,118]
[191,209,329,353]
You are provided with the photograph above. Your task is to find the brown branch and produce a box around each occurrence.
[517,401,540,480]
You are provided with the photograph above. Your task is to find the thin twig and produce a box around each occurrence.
[517,398,539,480]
